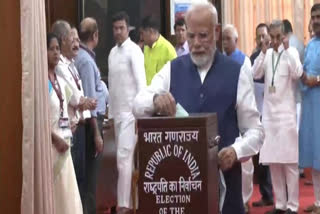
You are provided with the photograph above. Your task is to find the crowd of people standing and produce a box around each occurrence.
[46,2,320,214]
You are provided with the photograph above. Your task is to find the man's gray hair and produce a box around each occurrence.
[269,19,285,33]
[185,2,218,25]
[223,24,239,39]
[51,20,71,40]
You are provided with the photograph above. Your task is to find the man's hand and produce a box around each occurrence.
[105,118,114,129]
[94,135,104,157]
[84,98,97,110]
[283,35,289,50]
[153,92,176,116]
[301,73,318,87]
[305,76,318,87]
[218,147,237,171]
[79,97,97,111]
[71,122,78,134]
[53,137,69,153]
[261,35,270,54]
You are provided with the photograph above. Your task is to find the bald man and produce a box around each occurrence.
[74,17,104,214]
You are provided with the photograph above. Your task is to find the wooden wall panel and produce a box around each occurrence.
[0,1,23,213]
[45,0,78,31]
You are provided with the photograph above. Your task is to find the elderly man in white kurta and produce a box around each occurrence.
[108,12,146,214]
[52,21,93,128]
[252,20,304,214]
[222,24,255,211]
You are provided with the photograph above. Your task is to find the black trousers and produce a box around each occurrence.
[254,154,274,201]
[72,116,104,214]
[71,124,86,206]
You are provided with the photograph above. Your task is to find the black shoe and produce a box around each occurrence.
[285,209,297,214]
[253,199,274,207]
[264,208,286,214]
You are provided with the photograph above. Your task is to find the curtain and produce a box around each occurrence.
[222,0,319,56]
[20,0,55,213]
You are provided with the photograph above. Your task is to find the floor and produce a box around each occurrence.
[250,177,315,214]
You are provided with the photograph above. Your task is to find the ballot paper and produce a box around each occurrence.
[219,170,226,212]
[175,103,189,117]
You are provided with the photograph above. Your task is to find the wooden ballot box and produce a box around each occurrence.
[137,113,219,214]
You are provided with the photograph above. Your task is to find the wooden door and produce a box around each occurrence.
[0,1,23,213]
[45,0,79,31]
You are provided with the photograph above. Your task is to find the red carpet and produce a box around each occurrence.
[249,178,315,213]
[103,178,315,214]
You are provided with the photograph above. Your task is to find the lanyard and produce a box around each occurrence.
[68,64,81,90]
[49,73,64,117]
[271,50,284,86]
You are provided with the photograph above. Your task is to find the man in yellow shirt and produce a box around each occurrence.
[141,15,177,85]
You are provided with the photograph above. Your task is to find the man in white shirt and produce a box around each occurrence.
[252,19,309,214]
[108,11,146,214]
[222,23,254,213]
[250,23,275,209]
[133,3,264,214]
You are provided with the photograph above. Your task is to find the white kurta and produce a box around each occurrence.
[49,75,83,214]
[108,38,146,123]
[242,158,254,203]
[56,55,90,126]
[252,45,303,164]
[108,38,146,208]
[133,53,264,161]
[240,55,254,204]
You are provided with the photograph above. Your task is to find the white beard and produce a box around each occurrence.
[190,50,215,69]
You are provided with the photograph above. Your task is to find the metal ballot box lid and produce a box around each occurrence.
[137,113,219,214]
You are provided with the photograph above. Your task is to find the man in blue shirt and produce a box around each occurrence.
[299,3,320,214]
[74,17,104,214]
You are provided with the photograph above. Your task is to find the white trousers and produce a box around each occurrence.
[312,169,320,207]
[114,118,136,208]
[269,163,299,211]
[242,158,254,203]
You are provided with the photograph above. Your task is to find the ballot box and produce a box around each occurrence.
[137,113,219,214]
